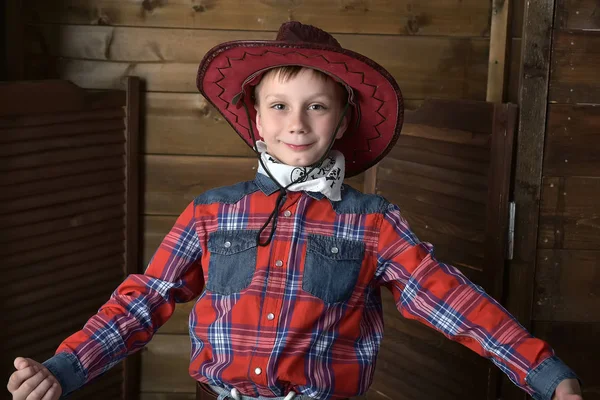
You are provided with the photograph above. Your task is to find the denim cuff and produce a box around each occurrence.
[43,352,87,398]
[526,355,580,400]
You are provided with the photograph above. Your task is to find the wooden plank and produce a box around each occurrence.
[532,321,600,398]
[24,0,491,36]
[538,176,600,249]
[507,38,522,104]
[141,334,196,394]
[503,1,555,399]
[0,155,124,186]
[555,0,600,31]
[550,31,600,104]
[0,118,124,143]
[143,215,177,266]
[144,92,254,157]
[533,249,600,322]
[144,155,363,216]
[487,0,511,103]
[35,27,489,100]
[544,104,600,176]
[511,0,525,38]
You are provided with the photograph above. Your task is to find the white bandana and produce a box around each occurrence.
[255,140,345,201]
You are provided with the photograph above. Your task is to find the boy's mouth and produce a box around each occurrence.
[285,143,314,151]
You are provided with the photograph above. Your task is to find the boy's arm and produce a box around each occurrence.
[374,203,579,400]
[42,201,204,397]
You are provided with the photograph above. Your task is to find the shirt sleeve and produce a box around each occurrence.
[373,203,578,400]
[43,201,204,397]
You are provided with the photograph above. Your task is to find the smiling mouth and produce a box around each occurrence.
[285,143,314,151]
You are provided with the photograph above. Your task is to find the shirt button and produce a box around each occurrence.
[254,367,262,375]
[283,210,292,217]
[275,260,283,267]
[330,246,339,254]
[224,241,232,248]
[267,313,275,321]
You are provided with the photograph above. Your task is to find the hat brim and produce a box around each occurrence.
[197,41,403,178]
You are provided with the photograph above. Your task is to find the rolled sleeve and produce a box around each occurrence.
[526,356,580,400]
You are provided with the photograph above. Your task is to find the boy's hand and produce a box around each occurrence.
[553,378,583,400]
[7,357,62,400]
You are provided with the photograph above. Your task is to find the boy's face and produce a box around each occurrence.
[254,68,348,167]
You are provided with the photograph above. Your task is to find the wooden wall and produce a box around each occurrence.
[532,0,600,397]
[19,1,509,399]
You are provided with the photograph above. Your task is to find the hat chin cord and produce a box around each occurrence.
[241,101,350,247]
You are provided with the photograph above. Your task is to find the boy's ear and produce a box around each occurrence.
[254,107,263,137]
[335,112,350,140]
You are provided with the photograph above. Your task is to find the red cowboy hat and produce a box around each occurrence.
[196,21,404,178]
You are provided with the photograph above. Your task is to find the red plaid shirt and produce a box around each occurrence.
[45,174,575,400]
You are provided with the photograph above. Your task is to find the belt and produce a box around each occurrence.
[196,382,349,400]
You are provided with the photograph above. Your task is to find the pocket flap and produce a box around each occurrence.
[307,234,364,261]
[208,230,258,255]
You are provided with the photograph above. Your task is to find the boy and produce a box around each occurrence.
[7,21,582,400]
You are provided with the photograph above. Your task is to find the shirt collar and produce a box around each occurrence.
[254,172,326,201]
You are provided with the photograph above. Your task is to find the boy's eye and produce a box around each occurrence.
[308,104,327,111]
[271,104,286,110]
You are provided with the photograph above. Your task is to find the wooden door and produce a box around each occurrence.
[0,78,141,400]
[366,99,517,400]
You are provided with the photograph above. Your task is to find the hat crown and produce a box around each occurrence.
[275,21,341,48]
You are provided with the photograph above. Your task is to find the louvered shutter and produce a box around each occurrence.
[1,78,141,400]
[367,99,517,400]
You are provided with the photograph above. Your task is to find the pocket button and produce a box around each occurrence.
[330,246,339,254]
[224,241,232,248]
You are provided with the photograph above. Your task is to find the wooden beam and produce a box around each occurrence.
[502,0,556,399]
[4,0,24,80]
[486,0,512,102]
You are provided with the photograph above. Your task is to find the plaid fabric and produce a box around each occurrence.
[56,173,555,399]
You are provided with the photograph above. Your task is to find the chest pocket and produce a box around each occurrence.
[303,234,364,304]
[207,230,258,295]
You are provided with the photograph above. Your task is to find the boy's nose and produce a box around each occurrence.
[287,111,307,134]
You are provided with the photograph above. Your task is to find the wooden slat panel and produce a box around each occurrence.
[533,249,600,322]
[141,334,196,394]
[1,180,124,215]
[34,28,489,100]
[0,107,124,129]
[0,155,124,186]
[0,192,124,228]
[144,155,363,216]
[0,168,124,200]
[555,0,600,31]
[4,206,124,243]
[0,218,123,258]
[532,321,600,399]
[550,31,600,104]
[5,239,123,281]
[24,0,491,36]
[543,104,600,176]
[0,118,124,143]
[1,143,125,171]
